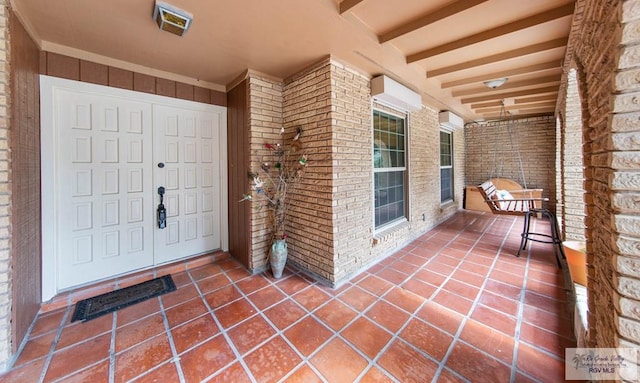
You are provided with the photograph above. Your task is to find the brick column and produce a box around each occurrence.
[247,73,284,271]
[565,0,640,351]
[562,68,586,241]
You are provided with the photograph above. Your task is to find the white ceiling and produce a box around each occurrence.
[11,0,575,122]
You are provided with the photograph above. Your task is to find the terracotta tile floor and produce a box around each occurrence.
[2,211,576,382]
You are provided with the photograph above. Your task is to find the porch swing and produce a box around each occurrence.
[476,101,543,215]
[476,102,564,266]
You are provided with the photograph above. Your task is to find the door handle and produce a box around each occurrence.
[157,187,166,229]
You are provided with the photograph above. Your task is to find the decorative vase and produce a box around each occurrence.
[563,240,587,286]
[270,239,288,278]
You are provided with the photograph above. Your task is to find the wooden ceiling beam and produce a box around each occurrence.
[474,102,556,114]
[470,100,503,109]
[512,107,556,115]
[515,95,557,104]
[339,0,366,14]
[407,3,574,63]
[461,85,559,104]
[452,76,560,97]
[471,97,557,110]
[428,38,566,77]
[481,111,554,120]
[379,0,489,43]
[441,61,560,88]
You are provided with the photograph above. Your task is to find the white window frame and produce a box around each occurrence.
[373,107,409,232]
[440,129,454,203]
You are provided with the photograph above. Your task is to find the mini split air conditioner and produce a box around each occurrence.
[439,111,464,130]
[370,75,422,112]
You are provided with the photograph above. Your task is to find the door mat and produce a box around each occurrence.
[71,275,176,322]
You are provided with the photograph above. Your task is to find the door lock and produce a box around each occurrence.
[157,187,166,229]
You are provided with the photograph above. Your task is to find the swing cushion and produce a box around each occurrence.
[496,189,514,209]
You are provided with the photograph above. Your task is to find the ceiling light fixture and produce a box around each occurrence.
[483,78,508,89]
[153,1,193,37]
[503,98,515,106]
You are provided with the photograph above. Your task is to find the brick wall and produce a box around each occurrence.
[0,2,9,370]
[615,0,640,351]
[280,58,336,280]
[245,57,463,286]
[284,58,465,285]
[280,57,374,283]
[560,69,587,241]
[465,116,557,212]
[555,115,563,234]
[326,60,373,283]
[371,104,464,262]
[246,73,284,271]
[561,0,640,352]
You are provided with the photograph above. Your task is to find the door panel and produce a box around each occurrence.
[41,76,228,300]
[153,105,221,264]
[56,91,154,290]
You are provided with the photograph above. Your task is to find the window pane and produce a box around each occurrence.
[374,171,405,227]
[441,168,452,202]
[396,151,404,167]
[396,118,404,135]
[440,131,452,166]
[374,110,405,170]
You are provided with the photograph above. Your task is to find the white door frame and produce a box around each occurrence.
[40,75,229,301]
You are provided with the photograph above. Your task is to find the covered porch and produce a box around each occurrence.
[3,211,574,382]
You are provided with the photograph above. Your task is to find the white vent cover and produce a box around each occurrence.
[153,1,193,36]
[371,75,421,112]
[439,111,464,131]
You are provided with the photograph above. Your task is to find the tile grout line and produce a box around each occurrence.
[15,214,569,382]
[220,264,378,382]
[187,267,260,383]
[37,304,72,383]
[510,218,570,383]
[372,215,497,381]
[108,312,116,383]
[214,231,536,380]
[348,214,499,382]
[5,302,50,371]
[510,215,534,383]
[8,289,76,374]
[324,281,401,383]
[157,296,187,383]
[239,271,333,383]
[342,218,483,382]
[432,214,520,381]
[426,215,506,380]
[162,269,289,379]
[224,270,400,382]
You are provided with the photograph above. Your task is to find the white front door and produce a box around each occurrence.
[52,88,155,291]
[153,105,222,263]
[41,76,228,300]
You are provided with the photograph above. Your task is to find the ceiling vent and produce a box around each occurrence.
[439,111,464,131]
[153,1,193,36]
[371,75,421,112]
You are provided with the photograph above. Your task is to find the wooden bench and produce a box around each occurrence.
[478,181,564,267]
[476,180,547,215]
[466,178,544,212]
